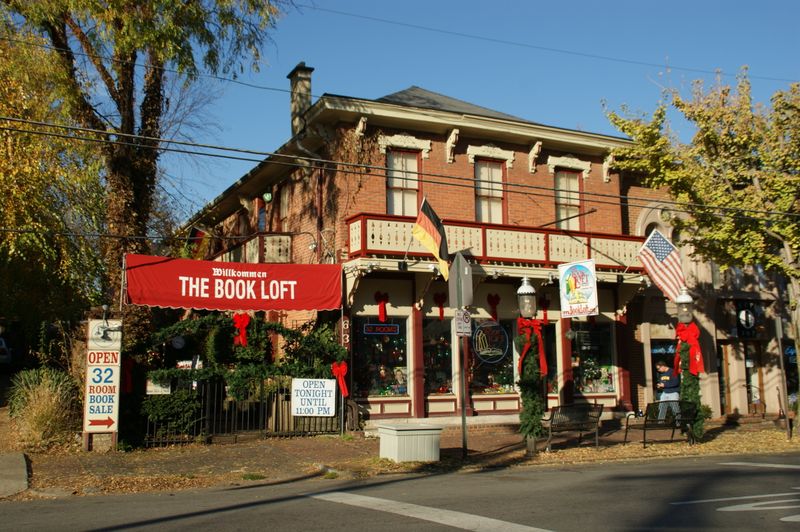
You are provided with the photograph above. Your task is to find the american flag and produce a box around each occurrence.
[637,230,685,302]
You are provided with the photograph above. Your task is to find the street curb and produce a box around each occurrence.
[0,452,28,498]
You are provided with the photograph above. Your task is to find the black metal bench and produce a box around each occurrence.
[542,403,604,451]
[624,400,697,448]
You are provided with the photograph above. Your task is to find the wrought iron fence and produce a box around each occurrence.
[143,377,342,447]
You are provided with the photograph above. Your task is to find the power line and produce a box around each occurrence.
[298,4,798,84]
[0,35,293,95]
[3,115,798,223]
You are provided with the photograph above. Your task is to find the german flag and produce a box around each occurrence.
[411,198,450,280]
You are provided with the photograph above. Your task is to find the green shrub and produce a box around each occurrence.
[8,368,81,449]
[141,388,202,435]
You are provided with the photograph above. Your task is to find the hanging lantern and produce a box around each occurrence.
[676,286,694,324]
[517,277,537,319]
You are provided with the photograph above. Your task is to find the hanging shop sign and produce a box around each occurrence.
[291,378,337,417]
[558,259,599,318]
[125,254,342,311]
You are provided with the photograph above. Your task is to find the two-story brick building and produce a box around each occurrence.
[185,62,793,423]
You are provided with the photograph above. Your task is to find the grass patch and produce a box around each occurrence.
[242,473,266,481]
[323,470,339,479]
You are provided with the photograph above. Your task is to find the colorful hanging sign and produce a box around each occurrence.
[558,259,599,318]
[125,254,342,311]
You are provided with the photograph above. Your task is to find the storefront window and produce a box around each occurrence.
[423,318,453,394]
[470,319,515,394]
[570,322,615,394]
[352,317,408,397]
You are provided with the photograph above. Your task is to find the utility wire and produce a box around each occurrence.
[3,116,798,222]
[298,4,798,84]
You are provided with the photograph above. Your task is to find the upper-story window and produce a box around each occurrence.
[387,149,420,216]
[555,169,581,230]
[475,158,504,224]
[279,183,290,230]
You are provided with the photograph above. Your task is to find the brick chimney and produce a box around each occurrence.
[287,62,314,136]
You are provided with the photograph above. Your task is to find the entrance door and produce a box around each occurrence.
[716,343,732,415]
[744,342,765,415]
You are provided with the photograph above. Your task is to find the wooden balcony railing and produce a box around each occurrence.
[212,233,292,264]
[346,213,645,271]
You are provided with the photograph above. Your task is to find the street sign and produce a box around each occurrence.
[83,320,122,434]
[448,252,473,308]
[455,309,472,337]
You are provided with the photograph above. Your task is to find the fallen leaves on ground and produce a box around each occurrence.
[9,428,798,499]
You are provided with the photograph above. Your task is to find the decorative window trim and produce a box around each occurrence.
[528,141,542,173]
[446,129,459,163]
[602,153,614,183]
[467,144,515,168]
[547,154,591,179]
[379,134,431,159]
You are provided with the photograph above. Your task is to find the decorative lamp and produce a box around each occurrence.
[676,286,694,324]
[517,277,537,319]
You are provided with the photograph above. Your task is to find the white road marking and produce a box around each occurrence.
[672,492,800,505]
[311,492,552,532]
[717,499,800,512]
[720,461,800,470]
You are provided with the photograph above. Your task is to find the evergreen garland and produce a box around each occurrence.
[678,340,705,440]
[145,313,347,400]
[516,333,545,442]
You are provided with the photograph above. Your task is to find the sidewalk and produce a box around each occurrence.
[1,416,795,501]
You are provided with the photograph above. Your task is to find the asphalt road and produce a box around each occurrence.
[2,453,799,531]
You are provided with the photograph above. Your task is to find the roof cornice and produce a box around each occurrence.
[307,94,631,153]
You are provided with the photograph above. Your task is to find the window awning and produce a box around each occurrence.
[125,254,341,311]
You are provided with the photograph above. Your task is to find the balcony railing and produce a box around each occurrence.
[347,213,644,271]
[212,233,292,264]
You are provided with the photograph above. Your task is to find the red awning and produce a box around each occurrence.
[125,254,342,311]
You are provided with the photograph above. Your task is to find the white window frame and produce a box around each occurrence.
[386,149,420,216]
[475,158,504,224]
[555,169,581,230]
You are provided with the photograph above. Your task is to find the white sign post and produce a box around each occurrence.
[291,378,336,417]
[83,319,122,450]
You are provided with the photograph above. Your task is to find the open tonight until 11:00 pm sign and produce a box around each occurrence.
[83,319,122,433]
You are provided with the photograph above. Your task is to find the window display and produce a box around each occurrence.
[470,319,515,394]
[423,318,453,394]
[570,322,615,394]
[352,317,408,397]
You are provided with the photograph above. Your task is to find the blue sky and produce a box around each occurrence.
[162,1,800,221]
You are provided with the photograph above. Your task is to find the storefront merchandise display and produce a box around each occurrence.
[423,318,453,394]
[470,319,515,394]
[570,322,615,394]
[352,317,408,397]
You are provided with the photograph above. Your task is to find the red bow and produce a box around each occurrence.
[487,293,501,322]
[433,292,447,321]
[675,321,704,376]
[331,361,349,398]
[233,313,250,347]
[517,317,546,377]
[374,292,390,322]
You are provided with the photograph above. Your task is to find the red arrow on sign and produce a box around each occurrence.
[89,417,115,428]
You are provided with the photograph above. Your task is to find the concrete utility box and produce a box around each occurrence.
[378,424,443,462]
